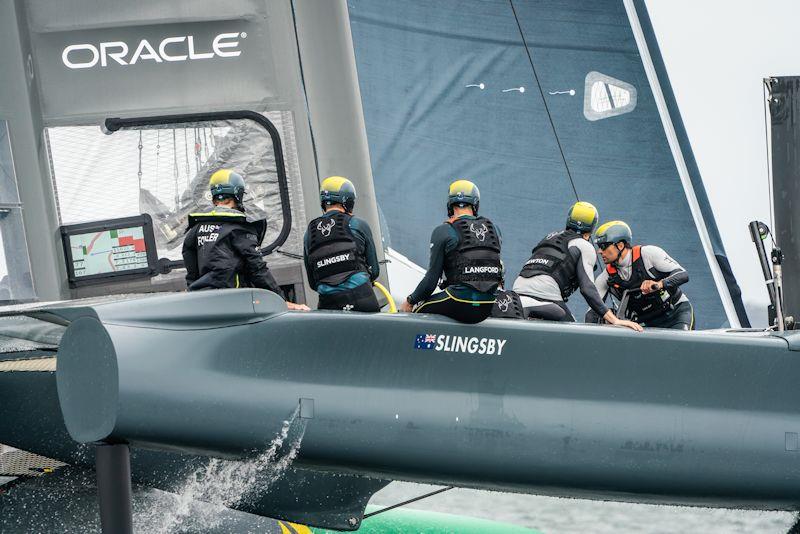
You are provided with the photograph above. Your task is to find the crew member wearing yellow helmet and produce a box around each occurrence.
[512,202,641,331]
[182,169,309,311]
[593,220,693,330]
[399,180,502,324]
[303,176,381,312]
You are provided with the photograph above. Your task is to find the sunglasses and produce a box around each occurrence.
[597,242,615,251]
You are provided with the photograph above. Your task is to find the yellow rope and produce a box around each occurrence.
[373,281,397,313]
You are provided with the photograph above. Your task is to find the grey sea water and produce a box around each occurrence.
[371,482,797,533]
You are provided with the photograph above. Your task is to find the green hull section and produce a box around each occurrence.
[311,506,539,533]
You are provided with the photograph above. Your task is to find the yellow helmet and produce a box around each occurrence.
[566,201,599,233]
[447,179,480,215]
[320,176,356,212]
[209,169,246,204]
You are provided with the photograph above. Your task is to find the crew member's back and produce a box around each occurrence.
[304,176,381,312]
[182,169,308,311]
[400,179,502,324]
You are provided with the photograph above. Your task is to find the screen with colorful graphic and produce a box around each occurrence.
[68,226,149,278]
[61,214,157,286]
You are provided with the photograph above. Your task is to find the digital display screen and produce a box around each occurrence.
[68,226,149,278]
[61,214,158,287]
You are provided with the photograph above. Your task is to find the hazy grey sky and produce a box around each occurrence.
[646,0,799,325]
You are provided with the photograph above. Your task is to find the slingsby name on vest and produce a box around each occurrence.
[414,333,508,355]
[316,253,352,269]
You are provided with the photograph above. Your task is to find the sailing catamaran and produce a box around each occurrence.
[1,1,798,532]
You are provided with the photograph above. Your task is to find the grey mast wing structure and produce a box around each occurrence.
[0,0,388,306]
[348,0,748,328]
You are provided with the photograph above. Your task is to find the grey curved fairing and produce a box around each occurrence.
[45,289,800,511]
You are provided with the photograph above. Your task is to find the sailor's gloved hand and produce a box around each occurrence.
[287,302,310,311]
[640,279,662,295]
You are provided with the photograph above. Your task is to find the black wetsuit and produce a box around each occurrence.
[182,206,280,293]
[409,215,502,324]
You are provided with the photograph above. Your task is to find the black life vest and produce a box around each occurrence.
[491,289,525,319]
[306,212,366,287]
[606,245,683,323]
[442,216,502,294]
[518,229,581,299]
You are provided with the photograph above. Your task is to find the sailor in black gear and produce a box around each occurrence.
[593,220,693,330]
[182,169,309,311]
[303,176,381,312]
[400,180,502,324]
[513,202,641,331]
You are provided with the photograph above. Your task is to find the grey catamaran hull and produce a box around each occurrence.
[39,289,800,511]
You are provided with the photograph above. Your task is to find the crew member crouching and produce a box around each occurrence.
[593,220,693,330]
[512,202,641,332]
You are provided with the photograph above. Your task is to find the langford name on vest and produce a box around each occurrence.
[463,265,500,274]
[316,253,352,268]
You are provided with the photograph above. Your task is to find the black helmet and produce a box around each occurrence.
[595,220,633,247]
[447,179,480,216]
[320,176,357,213]
[209,169,246,205]
[566,201,599,233]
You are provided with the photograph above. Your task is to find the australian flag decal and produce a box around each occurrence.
[414,333,437,350]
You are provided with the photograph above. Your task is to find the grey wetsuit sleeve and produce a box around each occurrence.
[350,217,381,281]
[409,224,451,305]
[594,269,610,301]
[572,241,609,316]
[643,245,689,291]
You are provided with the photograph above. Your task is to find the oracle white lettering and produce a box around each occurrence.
[61,32,245,69]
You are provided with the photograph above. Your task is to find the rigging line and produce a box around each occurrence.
[290,0,322,189]
[762,78,776,239]
[362,486,454,520]
[275,248,304,260]
[508,0,579,200]
[172,129,179,207]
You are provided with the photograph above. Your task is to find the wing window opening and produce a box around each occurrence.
[583,72,638,121]
[45,111,304,295]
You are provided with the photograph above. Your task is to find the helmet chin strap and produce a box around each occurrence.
[611,243,626,266]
